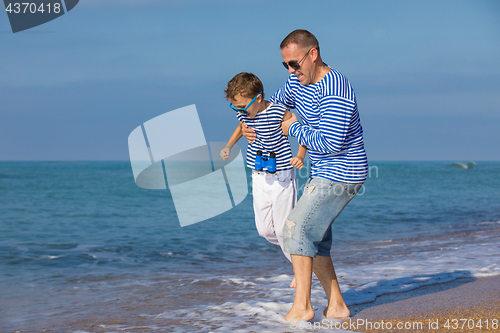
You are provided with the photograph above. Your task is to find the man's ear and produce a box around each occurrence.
[311,47,319,62]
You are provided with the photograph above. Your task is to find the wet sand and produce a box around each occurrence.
[347,275,500,332]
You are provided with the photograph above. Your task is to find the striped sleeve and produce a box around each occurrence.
[289,96,354,154]
[270,75,296,109]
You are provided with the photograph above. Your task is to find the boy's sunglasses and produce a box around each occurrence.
[229,91,263,114]
[282,48,313,70]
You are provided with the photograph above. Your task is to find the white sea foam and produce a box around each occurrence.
[39,255,59,259]
[452,162,476,169]
[143,231,500,333]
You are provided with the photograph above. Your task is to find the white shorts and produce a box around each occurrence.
[252,168,297,262]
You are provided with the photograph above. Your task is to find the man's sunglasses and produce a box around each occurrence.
[282,48,313,70]
[229,91,262,114]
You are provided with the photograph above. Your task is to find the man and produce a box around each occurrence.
[242,29,368,322]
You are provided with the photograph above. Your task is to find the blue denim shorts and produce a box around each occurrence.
[283,177,363,257]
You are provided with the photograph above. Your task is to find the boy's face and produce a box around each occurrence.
[230,93,263,119]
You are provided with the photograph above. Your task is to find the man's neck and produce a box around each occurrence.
[311,58,330,84]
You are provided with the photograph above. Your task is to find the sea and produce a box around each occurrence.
[1,161,499,333]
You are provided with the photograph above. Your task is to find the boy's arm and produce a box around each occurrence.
[282,109,293,122]
[297,144,307,160]
[290,145,307,169]
[220,122,243,161]
[282,110,307,169]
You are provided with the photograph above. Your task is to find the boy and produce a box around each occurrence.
[220,72,306,269]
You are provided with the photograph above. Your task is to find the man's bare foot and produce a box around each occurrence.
[324,304,350,319]
[290,276,296,288]
[285,306,315,322]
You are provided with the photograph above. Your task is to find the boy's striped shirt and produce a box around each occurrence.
[236,103,293,172]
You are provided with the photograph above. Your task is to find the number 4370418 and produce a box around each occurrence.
[5,3,62,14]
[443,319,498,330]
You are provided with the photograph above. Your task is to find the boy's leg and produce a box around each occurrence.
[252,171,278,245]
[271,169,296,262]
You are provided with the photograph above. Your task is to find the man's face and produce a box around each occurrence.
[281,43,315,85]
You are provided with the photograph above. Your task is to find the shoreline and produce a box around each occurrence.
[346,275,500,332]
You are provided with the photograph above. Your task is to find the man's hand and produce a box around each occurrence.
[241,123,256,143]
[290,156,304,169]
[220,147,231,161]
[282,113,298,136]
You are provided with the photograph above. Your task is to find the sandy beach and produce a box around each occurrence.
[346,275,500,332]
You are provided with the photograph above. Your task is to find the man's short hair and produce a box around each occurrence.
[224,72,264,101]
[280,29,320,54]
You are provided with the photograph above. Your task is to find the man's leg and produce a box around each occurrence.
[285,254,315,322]
[313,255,350,318]
[310,183,362,318]
[285,255,350,321]
[283,180,363,321]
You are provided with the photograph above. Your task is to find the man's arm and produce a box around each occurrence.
[241,122,256,143]
[269,76,296,109]
[287,96,354,154]
[282,112,299,136]
[220,123,243,161]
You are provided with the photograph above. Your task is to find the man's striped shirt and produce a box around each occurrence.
[270,68,368,183]
[236,103,293,172]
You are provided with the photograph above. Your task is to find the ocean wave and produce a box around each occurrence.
[452,162,476,169]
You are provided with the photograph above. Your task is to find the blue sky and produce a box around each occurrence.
[1,0,499,161]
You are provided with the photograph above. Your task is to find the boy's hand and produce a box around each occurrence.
[290,156,304,169]
[220,147,231,161]
[241,123,256,143]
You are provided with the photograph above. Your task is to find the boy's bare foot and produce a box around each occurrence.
[324,304,350,319]
[290,276,296,288]
[285,306,315,323]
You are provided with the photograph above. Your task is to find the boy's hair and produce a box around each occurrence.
[280,29,320,55]
[224,72,264,101]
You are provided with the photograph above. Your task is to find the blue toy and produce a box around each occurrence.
[255,150,276,173]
